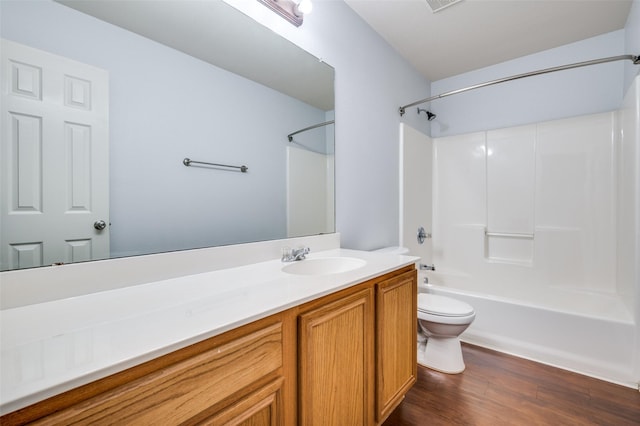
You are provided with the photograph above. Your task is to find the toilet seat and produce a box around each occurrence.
[418,294,474,317]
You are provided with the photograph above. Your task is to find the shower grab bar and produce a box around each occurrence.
[183,158,248,173]
[399,54,640,115]
[485,230,534,239]
[288,120,335,141]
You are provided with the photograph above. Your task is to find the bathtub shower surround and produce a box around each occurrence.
[427,75,639,386]
[434,112,617,297]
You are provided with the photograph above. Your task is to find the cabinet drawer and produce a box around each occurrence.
[35,322,283,425]
[202,378,284,426]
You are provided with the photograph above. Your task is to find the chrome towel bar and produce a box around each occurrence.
[183,158,248,173]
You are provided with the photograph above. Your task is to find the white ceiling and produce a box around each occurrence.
[344,0,633,81]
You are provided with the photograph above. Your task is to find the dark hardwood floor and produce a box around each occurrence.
[384,343,640,425]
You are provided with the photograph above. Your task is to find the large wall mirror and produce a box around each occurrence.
[0,0,335,272]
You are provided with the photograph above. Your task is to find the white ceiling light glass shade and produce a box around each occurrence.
[296,0,313,15]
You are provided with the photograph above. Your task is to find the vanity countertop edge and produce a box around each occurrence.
[0,248,419,415]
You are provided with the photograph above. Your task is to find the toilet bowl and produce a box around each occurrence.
[417,293,475,374]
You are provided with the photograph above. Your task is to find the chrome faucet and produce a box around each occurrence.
[282,246,310,262]
[419,263,436,271]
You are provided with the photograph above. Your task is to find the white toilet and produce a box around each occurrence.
[417,293,475,374]
[372,247,475,374]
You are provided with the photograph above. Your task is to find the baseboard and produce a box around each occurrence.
[461,330,637,389]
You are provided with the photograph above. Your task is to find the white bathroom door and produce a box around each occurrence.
[0,39,109,271]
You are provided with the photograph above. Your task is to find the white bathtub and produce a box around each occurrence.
[418,270,637,388]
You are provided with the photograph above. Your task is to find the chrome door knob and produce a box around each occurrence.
[94,220,107,230]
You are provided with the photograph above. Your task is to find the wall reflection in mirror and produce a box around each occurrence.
[0,0,335,272]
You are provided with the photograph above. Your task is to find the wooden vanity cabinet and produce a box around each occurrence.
[1,265,416,426]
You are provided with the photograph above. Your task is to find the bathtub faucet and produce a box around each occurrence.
[419,263,436,271]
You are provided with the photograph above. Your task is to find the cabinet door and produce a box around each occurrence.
[298,288,375,425]
[376,270,417,422]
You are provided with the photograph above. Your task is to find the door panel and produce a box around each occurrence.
[1,39,109,270]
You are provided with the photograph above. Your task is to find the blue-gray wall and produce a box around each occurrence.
[430,30,629,137]
[228,0,433,250]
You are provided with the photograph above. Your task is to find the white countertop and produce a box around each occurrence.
[0,248,417,415]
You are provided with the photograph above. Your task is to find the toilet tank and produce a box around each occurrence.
[372,246,410,255]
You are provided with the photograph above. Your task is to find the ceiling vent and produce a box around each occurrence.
[425,0,463,13]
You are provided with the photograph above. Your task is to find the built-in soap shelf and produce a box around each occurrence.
[484,227,534,266]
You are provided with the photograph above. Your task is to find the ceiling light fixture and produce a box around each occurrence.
[296,0,313,15]
[425,0,463,13]
[257,0,313,27]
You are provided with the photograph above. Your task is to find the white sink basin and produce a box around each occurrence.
[282,257,366,275]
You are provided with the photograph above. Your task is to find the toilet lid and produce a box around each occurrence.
[418,294,474,317]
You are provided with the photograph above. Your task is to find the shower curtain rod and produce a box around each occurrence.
[288,120,335,141]
[399,54,640,116]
